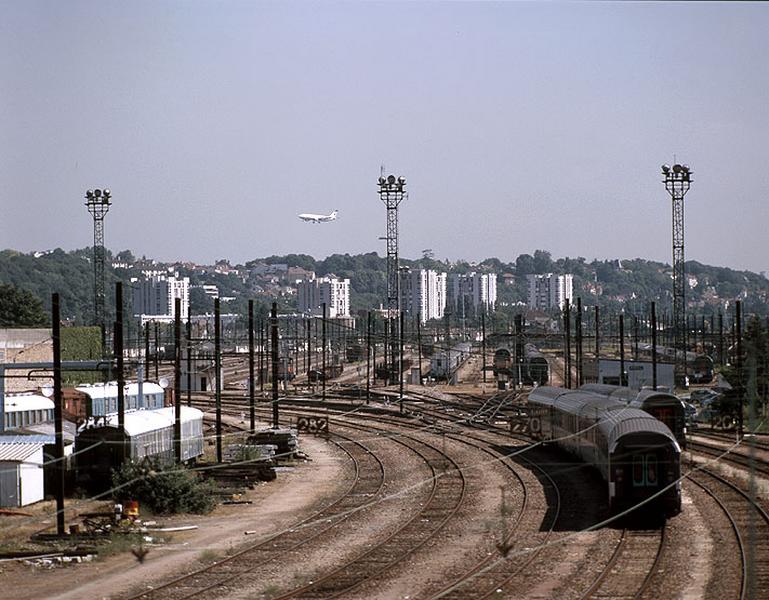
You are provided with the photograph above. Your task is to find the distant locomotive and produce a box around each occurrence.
[637,344,714,384]
[430,342,472,381]
[528,386,681,516]
[492,344,549,385]
[75,406,204,491]
[581,383,687,448]
[524,344,550,385]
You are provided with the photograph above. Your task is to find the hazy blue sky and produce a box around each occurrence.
[2,1,767,272]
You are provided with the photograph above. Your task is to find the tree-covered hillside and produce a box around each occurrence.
[1,247,768,327]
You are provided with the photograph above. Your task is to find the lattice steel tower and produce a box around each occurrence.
[661,163,691,385]
[378,174,407,315]
[85,188,112,340]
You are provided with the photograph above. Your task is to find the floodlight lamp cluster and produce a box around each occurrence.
[661,163,692,182]
[378,174,406,192]
[85,188,112,203]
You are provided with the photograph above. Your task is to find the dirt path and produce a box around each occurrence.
[3,435,347,600]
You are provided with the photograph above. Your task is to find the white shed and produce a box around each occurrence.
[0,436,48,507]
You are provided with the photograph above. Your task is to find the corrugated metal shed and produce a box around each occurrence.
[0,434,55,445]
[0,440,47,462]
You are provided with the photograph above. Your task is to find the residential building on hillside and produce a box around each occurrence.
[132,274,190,324]
[399,269,447,323]
[297,276,350,318]
[447,272,497,317]
[527,273,573,310]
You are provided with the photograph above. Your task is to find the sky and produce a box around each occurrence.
[1,1,768,273]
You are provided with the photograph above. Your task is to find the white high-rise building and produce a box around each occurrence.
[297,276,350,318]
[447,272,497,316]
[527,273,573,310]
[399,269,447,323]
[132,274,190,323]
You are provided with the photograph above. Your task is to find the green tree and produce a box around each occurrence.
[0,283,49,327]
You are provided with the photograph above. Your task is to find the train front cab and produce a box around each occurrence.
[641,396,687,450]
[608,431,681,518]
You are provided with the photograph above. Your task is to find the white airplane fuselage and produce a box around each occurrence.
[298,210,338,223]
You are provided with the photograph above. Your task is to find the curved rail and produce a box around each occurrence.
[125,430,385,600]
[686,467,769,599]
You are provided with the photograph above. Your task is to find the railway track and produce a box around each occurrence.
[184,392,683,599]
[192,396,564,599]
[126,414,468,599]
[125,428,386,599]
[578,527,665,600]
[688,439,769,479]
[686,467,769,599]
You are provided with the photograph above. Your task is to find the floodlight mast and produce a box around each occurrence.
[377,174,406,384]
[85,188,112,350]
[661,163,691,387]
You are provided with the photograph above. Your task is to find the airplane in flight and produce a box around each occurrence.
[298,209,338,223]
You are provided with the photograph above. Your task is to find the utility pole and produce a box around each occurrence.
[366,312,371,402]
[564,299,572,389]
[115,282,125,432]
[481,312,487,384]
[322,303,327,401]
[651,302,658,390]
[186,316,192,406]
[619,314,625,387]
[736,301,743,437]
[249,300,255,432]
[215,299,222,462]
[576,297,583,386]
[417,313,423,386]
[174,297,181,463]
[51,293,65,536]
[399,310,404,413]
[662,162,692,387]
[271,303,280,428]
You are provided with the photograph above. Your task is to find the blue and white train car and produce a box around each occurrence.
[3,393,55,430]
[63,381,167,422]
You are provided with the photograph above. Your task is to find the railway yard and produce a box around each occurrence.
[2,349,768,600]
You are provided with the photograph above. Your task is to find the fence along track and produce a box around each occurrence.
[271,424,467,599]
[686,467,769,600]
[126,431,385,600]
[578,527,665,600]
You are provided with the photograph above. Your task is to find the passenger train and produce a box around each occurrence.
[580,383,687,449]
[528,386,681,517]
[637,344,714,384]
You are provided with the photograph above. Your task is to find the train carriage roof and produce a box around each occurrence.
[78,406,203,436]
[600,413,680,453]
[75,381,165,400]
[5,393,54,412]
[580,384,681,407]
[529,386,679,452]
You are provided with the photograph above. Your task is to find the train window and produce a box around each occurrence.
[647,457,658,485]
[633,454,659,486]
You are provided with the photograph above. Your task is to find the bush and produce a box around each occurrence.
[112,458,217,515]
